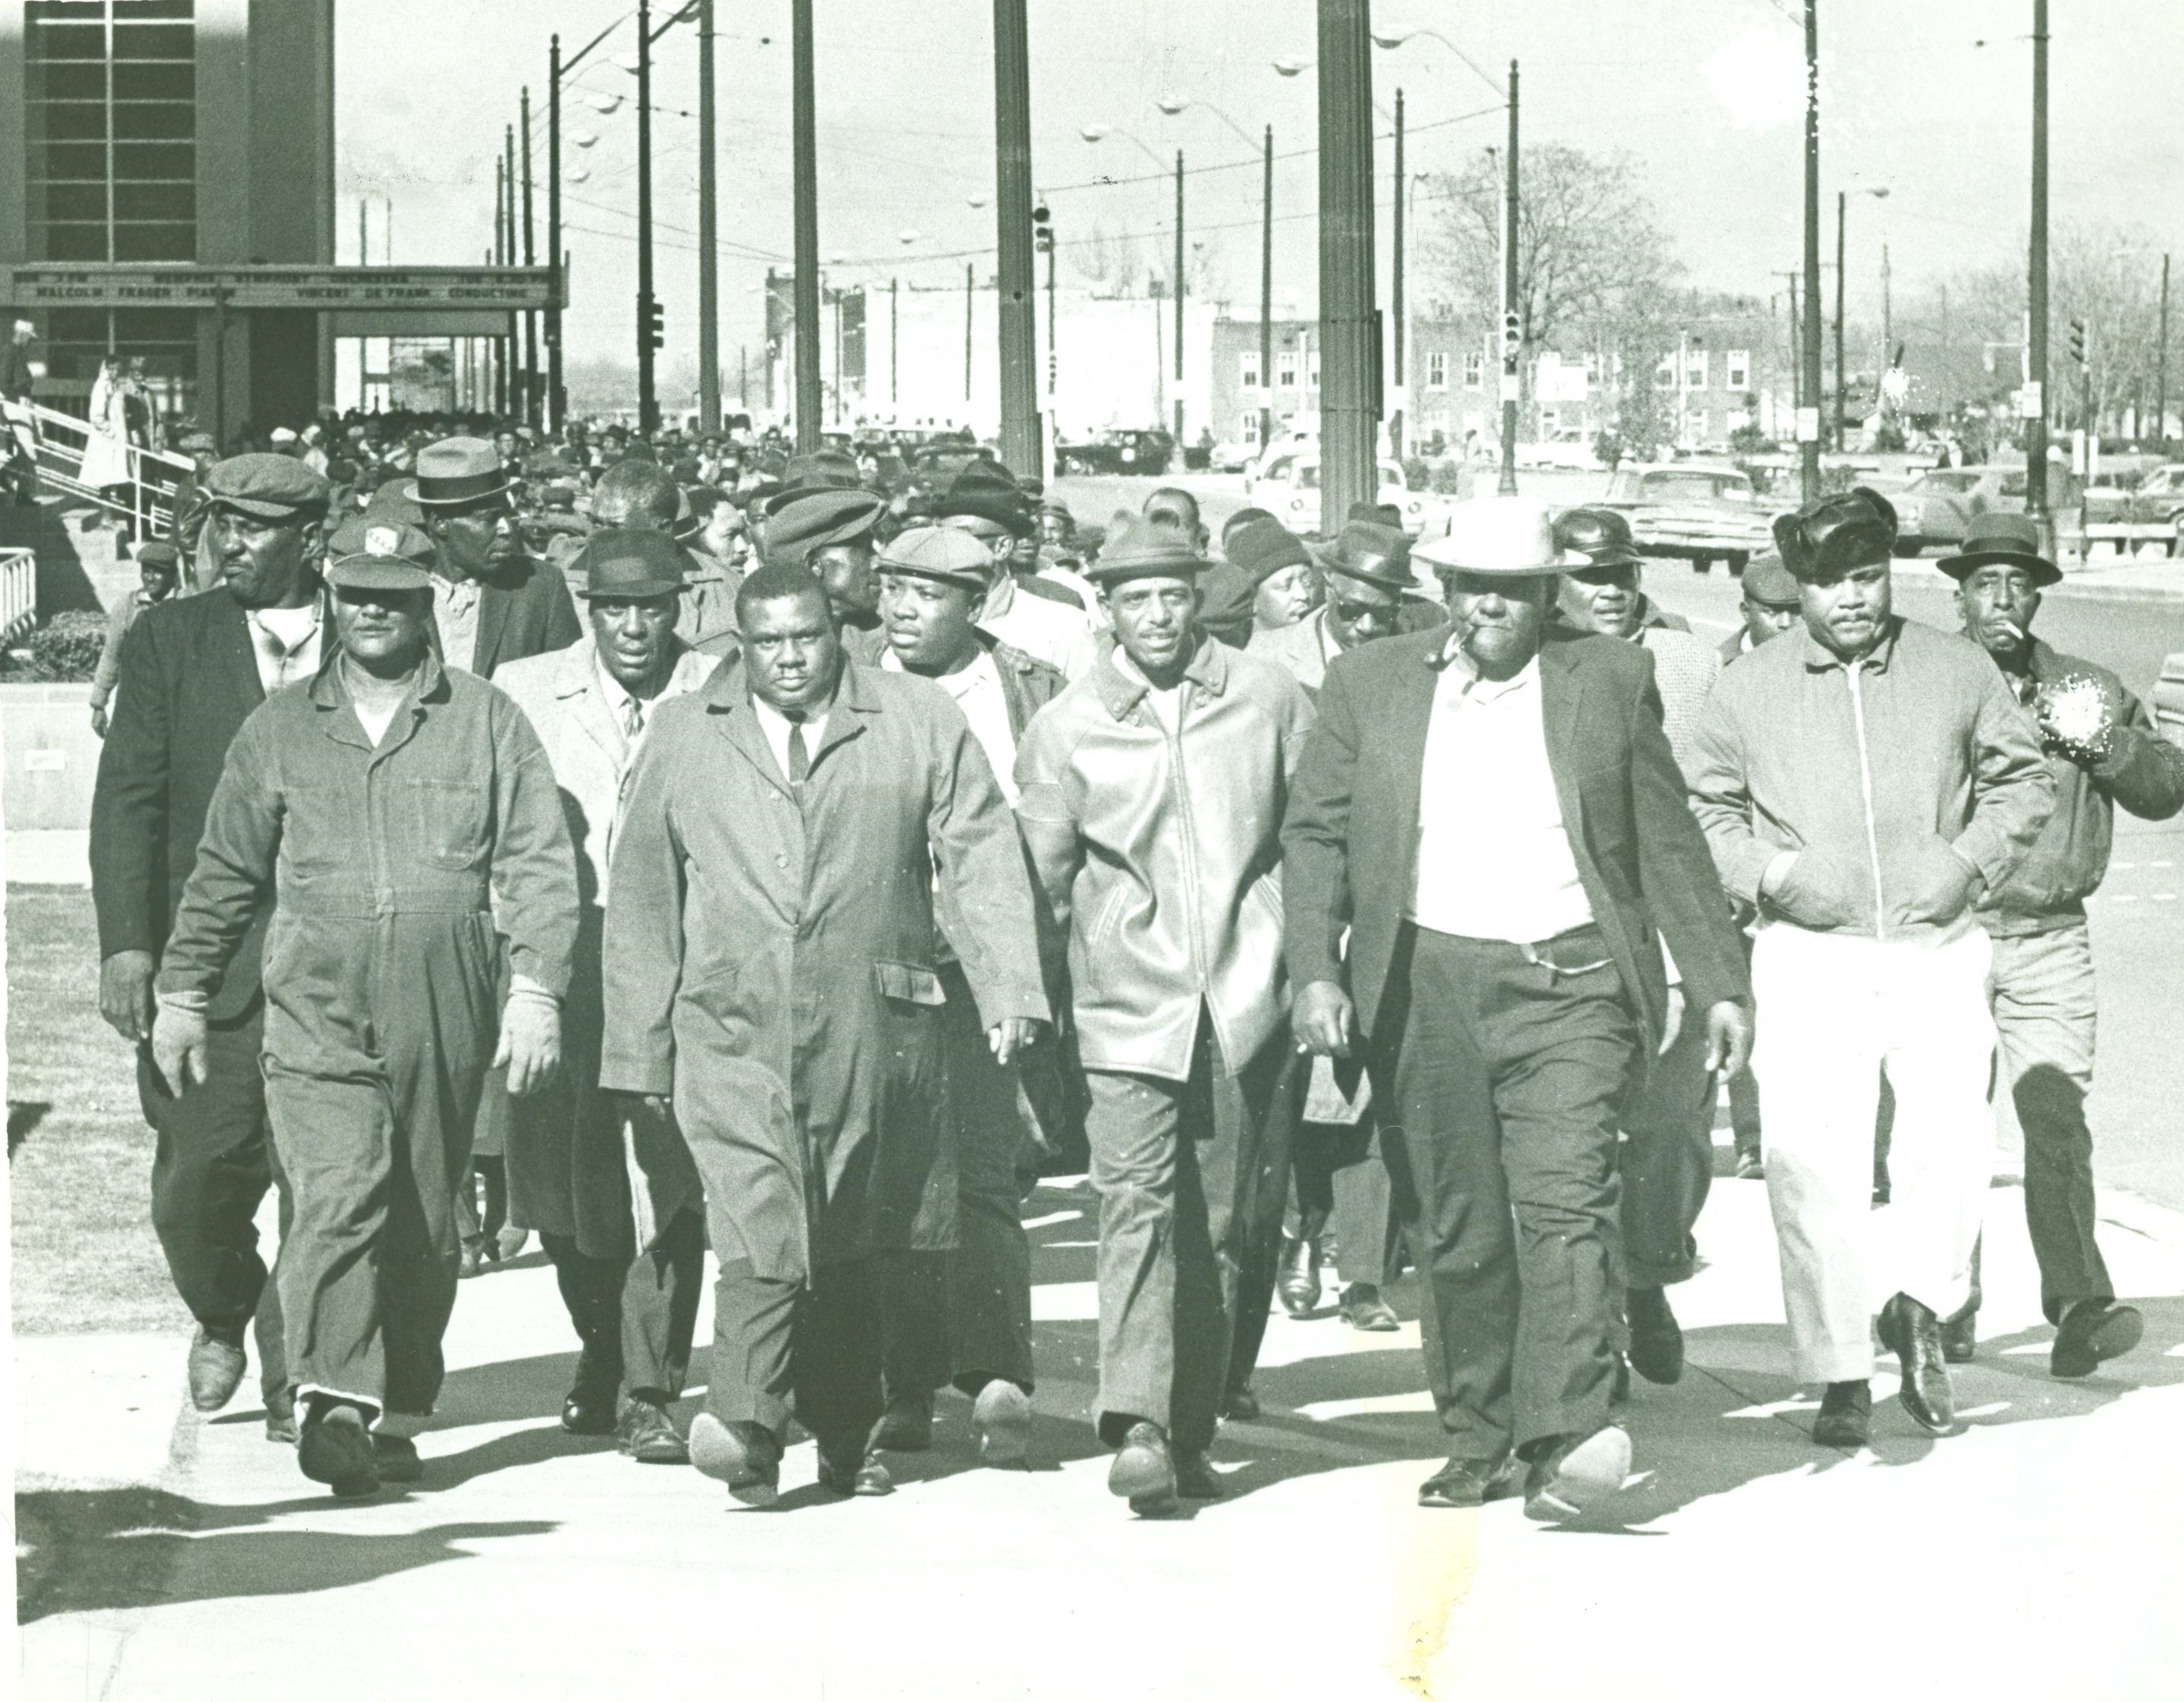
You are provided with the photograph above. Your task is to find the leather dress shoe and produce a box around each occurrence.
[1339,1284,1400,1332]
[870,1390,933,1452]
[1522,1425,1632,1522]
[688,1412,781,1506]
[1811,1380,1871,1449]
[1172,1449,1225,1500]
[1939,1306,1978,1364]
[493,1225,531,1263]
[1877,1292,1955,1434]
[2051,1300,2143,1379]
[297,1402,380,1498]
[370,1432,424,1483]
[616,1397,689,1464]
[1624,1285,1685,1385]
[816,1438,895,1497]
[1218,1383,1260,1422]
[187,1325,248,1413]
[265,1386,299,1446]
[560,1380,621,1437]
[1108,1419,1179,1514]
[1277,1236,1322,1317]
[972,1378,1033,1467]
[1417,1454,1515,1508]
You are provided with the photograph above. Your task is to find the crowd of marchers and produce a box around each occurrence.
[83,415,2184,1519]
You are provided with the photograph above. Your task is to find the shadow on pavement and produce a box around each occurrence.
[14,1483,554,1622]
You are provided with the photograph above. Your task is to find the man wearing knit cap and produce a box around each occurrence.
[1225,515,1320,635]
[762,484,890,633]
[1015,517,1314,1514]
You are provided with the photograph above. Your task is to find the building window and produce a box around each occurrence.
[25,0,198,265]
[1241,412,1261,446]
[1656,354,1676,389]
[1582,351,1603,384]
[1240,350,1261,389]
[1427,351,1448,390]
[1276,352,1297,389]
[1686,349,1710,389]
[1727,348,1750,389]
[1463,351,1483,389]
[1307,352,1320,388]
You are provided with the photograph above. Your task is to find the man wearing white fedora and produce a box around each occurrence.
[1284,496,1752,1521]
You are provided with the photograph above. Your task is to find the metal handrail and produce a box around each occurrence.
[0,547,37,646]
[5,398,196,535]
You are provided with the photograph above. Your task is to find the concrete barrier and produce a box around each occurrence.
[2,681,99,832]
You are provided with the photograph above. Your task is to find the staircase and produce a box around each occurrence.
[2,399,191,629]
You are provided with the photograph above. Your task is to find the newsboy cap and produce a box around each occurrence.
[763,486,888,567]
[1772,487,1897,581]
[877,525,993,591]
[573,528,688,600]
[325,516,435,591]
[133,539,181,572]
[1936,511,2061,588]
[204,453,331,519]
[1740,552,1802,607]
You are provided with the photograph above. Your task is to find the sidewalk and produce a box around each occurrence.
[17,1161,2184,1700]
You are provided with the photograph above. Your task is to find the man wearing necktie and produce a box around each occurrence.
[493,531,723,1465]
[601,561,1050,1506]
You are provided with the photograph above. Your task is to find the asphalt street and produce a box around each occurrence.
[1054,473,2184,1213]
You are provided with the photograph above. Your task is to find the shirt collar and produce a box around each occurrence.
[1432,632,1539,702]
[1098,635,1227,718]
[1798,614,1902,675]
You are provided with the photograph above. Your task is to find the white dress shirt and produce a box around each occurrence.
[245,595,324,696]
[1409,651,1596,944]
[749,692,829,787]
[435,572,483,673]
[881,645,1019,806]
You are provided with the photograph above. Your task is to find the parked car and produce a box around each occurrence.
[1054,428,1175,477]
[1207,439,1258,474]
[1599,462,1778,574]
[1894,462,2082,556]
[1255,453,1428,534]
[2082,462,2184,556]
[1516,430,1603,472]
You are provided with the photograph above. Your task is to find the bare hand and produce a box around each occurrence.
[493,998,563,1098]
[988,1018,1042,1067]
[90,705,108,739]
[1657,985,1687,1057]
[99,950,156,1043]
[1293,979,1356,1057]
[1703,1001,1753,1081]
[149,1002,209,1095]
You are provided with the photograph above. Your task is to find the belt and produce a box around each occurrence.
[1409,918,1615,980]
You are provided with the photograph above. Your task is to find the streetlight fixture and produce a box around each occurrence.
[1158,96,1275,457]
[1086,123,1186,437]
[1272,56,1311,77]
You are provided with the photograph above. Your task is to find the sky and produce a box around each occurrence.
[335,0,2184,389]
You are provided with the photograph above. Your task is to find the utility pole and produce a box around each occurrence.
[2025,0,2051,521]
[1799,0,1823,502]
[636,0,658,437]
[521,86,537,429]
[1776,269,1803,412]
[357,198,366,266]
[1259,123,1274,457]
[547,35,563,432]
[1391,87,1406,460]
[503,130,519,420]
[1173,149,1185,443]
[791,0,820,450]
[2158,252,2172,446]
[1498,61,1520,495]
[1882,240,1893,368]
[1316,0,1378,531]
[965,261,975,405]
[1833,188,1846,450]
[698,0,720,432]
[993,0,1041,476]
[891,276,900,409]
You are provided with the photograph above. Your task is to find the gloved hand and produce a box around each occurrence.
[494,992,562,1098]
[150,1000,210,1095]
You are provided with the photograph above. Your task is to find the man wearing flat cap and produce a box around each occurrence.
[88,537,182,738]
[1935,511,2183,1377]
[1014,517,1315,1514]
[1723,551,1803,666]
[409,436,582,680]
[763,483,891,635]
[858,525,1072,1466]
[1284,496,1751,1521]
[149,517,578,1498]
[493,530,717,1463]
[91,452,334,1438]
[933,463,1100,678]
[1690,488,2053,1449]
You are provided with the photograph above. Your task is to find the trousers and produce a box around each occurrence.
[1288,1117,1405,1288]
[1085,1011,1297,1454]
[542,1205,704,1401]
[1988,922,2111,1323]
[1619,996,1715,1288]
[1751,924,1993,1383]
[139,1000,289,1396]
[1374,923,1637,1459]
[707,1256,884,1450]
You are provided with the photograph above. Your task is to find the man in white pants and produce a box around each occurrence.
[1689,489,2052,1449]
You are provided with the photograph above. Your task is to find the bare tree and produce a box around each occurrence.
[1070,220,1145,296]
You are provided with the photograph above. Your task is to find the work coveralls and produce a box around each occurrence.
[157,654,577,1422]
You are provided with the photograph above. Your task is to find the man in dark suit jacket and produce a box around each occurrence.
[1283,497,1751,1522]
[90,453,331,1436]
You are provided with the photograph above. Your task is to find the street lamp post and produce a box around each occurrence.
[544,14,624,434]
[1834,186,1887,450]
[993,0,1041,478]
[698,0,719,434]
[1800,0,1823,504]
[1156,96,1273,460]
[1081,124,1180,434]
[521,85,537,428]
[791,0,820,450]
[2027,0,2051,525]
[635,0,657,437]
[1319,0,1378,534]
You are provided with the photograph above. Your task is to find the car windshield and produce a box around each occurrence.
[1915,470,1984,492]
[1298,464,1321,489]
[1640,471,1747,501]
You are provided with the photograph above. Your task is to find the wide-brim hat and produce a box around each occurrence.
[1936,511,2061,587]
[405,436,511,511]
[1085,516,1207,588]
[326,517,435,591]
[1412,497,1578,579]
[573,528,688,599]
[1773,486,1897,581]
[1318,520,1414,594]
[877,524,993,591]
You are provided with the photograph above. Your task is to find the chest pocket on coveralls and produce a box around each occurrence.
[406,777,490,871]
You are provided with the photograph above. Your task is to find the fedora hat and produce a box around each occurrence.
[406,437,510,511]
[1084,516,1206,588]
[573,529,688,600]
[1412,497,1576,579]
[1554,506,1644,573]
[1937,511,2061,587]
[1318,520,1415,594]
[1772,486,1897,581]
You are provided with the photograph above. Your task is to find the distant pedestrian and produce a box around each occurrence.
[88,540,181,738]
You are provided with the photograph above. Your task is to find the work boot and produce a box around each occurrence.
[187,1325,248,1413]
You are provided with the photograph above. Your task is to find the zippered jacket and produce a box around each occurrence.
[1689,616,2054,941]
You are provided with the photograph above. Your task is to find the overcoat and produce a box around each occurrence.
[598,655,1050,1284]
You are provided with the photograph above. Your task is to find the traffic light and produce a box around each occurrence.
[1500,309,1522,365]
[640,294,665,352]
[2068,317,2087,366]
[1031,202,1054,255]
